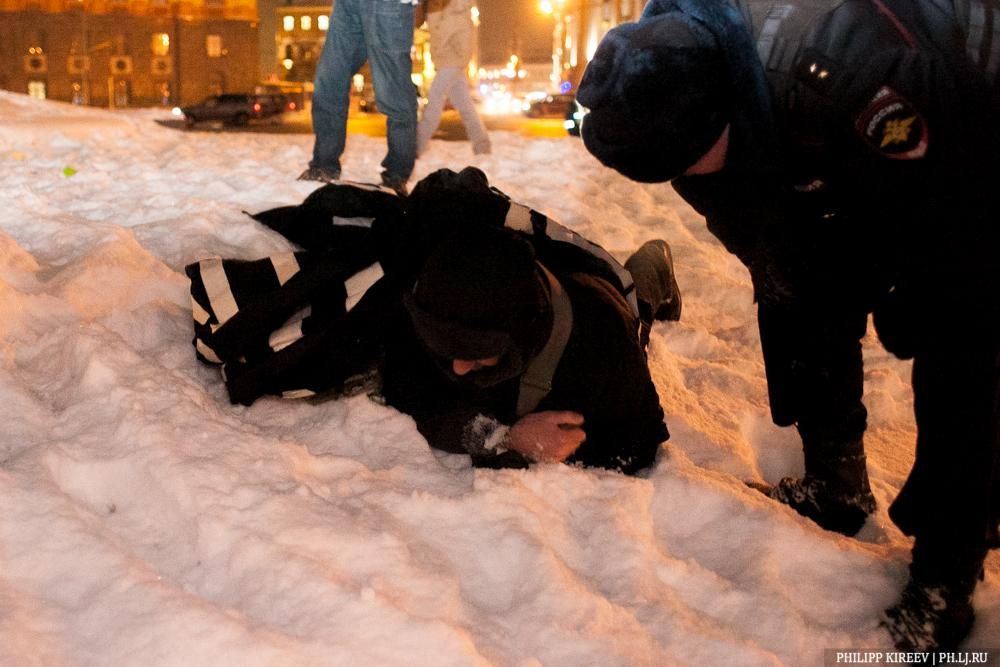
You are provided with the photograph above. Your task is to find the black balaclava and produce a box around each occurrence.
[403,227,552,387]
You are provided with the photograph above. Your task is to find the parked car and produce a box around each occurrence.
[255,83,306,113]
[523,93,576,118]
[179,93,291,127]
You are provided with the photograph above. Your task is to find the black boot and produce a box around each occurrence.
[748,476,876,535]
[882,540,984,651]
[626,239,682,325]
[748,436,876,536]
[882,579,975,651]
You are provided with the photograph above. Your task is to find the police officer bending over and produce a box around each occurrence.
[577,0,999,651]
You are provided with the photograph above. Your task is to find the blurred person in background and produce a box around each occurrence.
[417,0,492,156]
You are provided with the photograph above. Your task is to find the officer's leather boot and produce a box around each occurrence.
[882,539,985,651]
[748,436,876,536]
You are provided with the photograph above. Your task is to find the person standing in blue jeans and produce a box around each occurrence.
[300,0,419,195]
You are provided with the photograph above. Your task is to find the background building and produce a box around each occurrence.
[553,0,645,89]
[0,0,259,107]
[273,0,326,84]
[272,1,431,109]
[478,0,646,94]
[0,0,646,109]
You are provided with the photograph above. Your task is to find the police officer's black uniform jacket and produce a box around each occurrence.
[644,0,999,548]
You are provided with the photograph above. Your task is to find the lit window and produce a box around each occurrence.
[28,80,46,99]
[151,33,169,56]
[318,15,329,30]
[283,15,294,31]
[206,35,222,58]
[300,15,311,30]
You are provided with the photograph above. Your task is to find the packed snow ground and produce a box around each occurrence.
[0,91,996,666]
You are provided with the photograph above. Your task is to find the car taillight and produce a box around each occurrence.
[288,102,296,110]
[253,103,261,112]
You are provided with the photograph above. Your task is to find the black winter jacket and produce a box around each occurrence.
[381,250,668,475]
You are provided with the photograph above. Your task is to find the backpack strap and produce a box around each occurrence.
[493,188,640,320]
[517,263,573,417]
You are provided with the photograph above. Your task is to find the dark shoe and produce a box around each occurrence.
[655,294,682,322]
[653,243,681,322]
[381,174,408,197]
[882,576,976,651]
[748,476,875,536]
[625,239,682,324]
[298,166,340,183]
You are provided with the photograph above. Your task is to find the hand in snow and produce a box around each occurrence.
[508,411,586,463]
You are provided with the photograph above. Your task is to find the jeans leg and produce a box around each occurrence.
[310,0,367,172]
[416,68,452,155]
[446,68,490,153]
[366,1,417,182]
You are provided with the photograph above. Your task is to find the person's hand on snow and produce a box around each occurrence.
[508,411,586,463]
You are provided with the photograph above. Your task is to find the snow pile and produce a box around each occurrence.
[0,92,995,665]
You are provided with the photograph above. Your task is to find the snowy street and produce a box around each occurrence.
[0,91,996,665]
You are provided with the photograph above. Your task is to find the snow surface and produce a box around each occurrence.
[0,91,995,666]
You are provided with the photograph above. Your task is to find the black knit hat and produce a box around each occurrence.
[577,14,731,183]
[404,228,551,363]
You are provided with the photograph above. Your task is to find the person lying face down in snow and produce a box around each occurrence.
[383,222,679,475]
[186,167,682,475]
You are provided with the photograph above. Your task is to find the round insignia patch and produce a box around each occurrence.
[854,86,928,159]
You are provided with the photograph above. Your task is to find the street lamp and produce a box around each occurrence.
[539,0,568,92]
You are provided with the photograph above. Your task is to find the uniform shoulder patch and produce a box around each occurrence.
[854,86,928,159]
